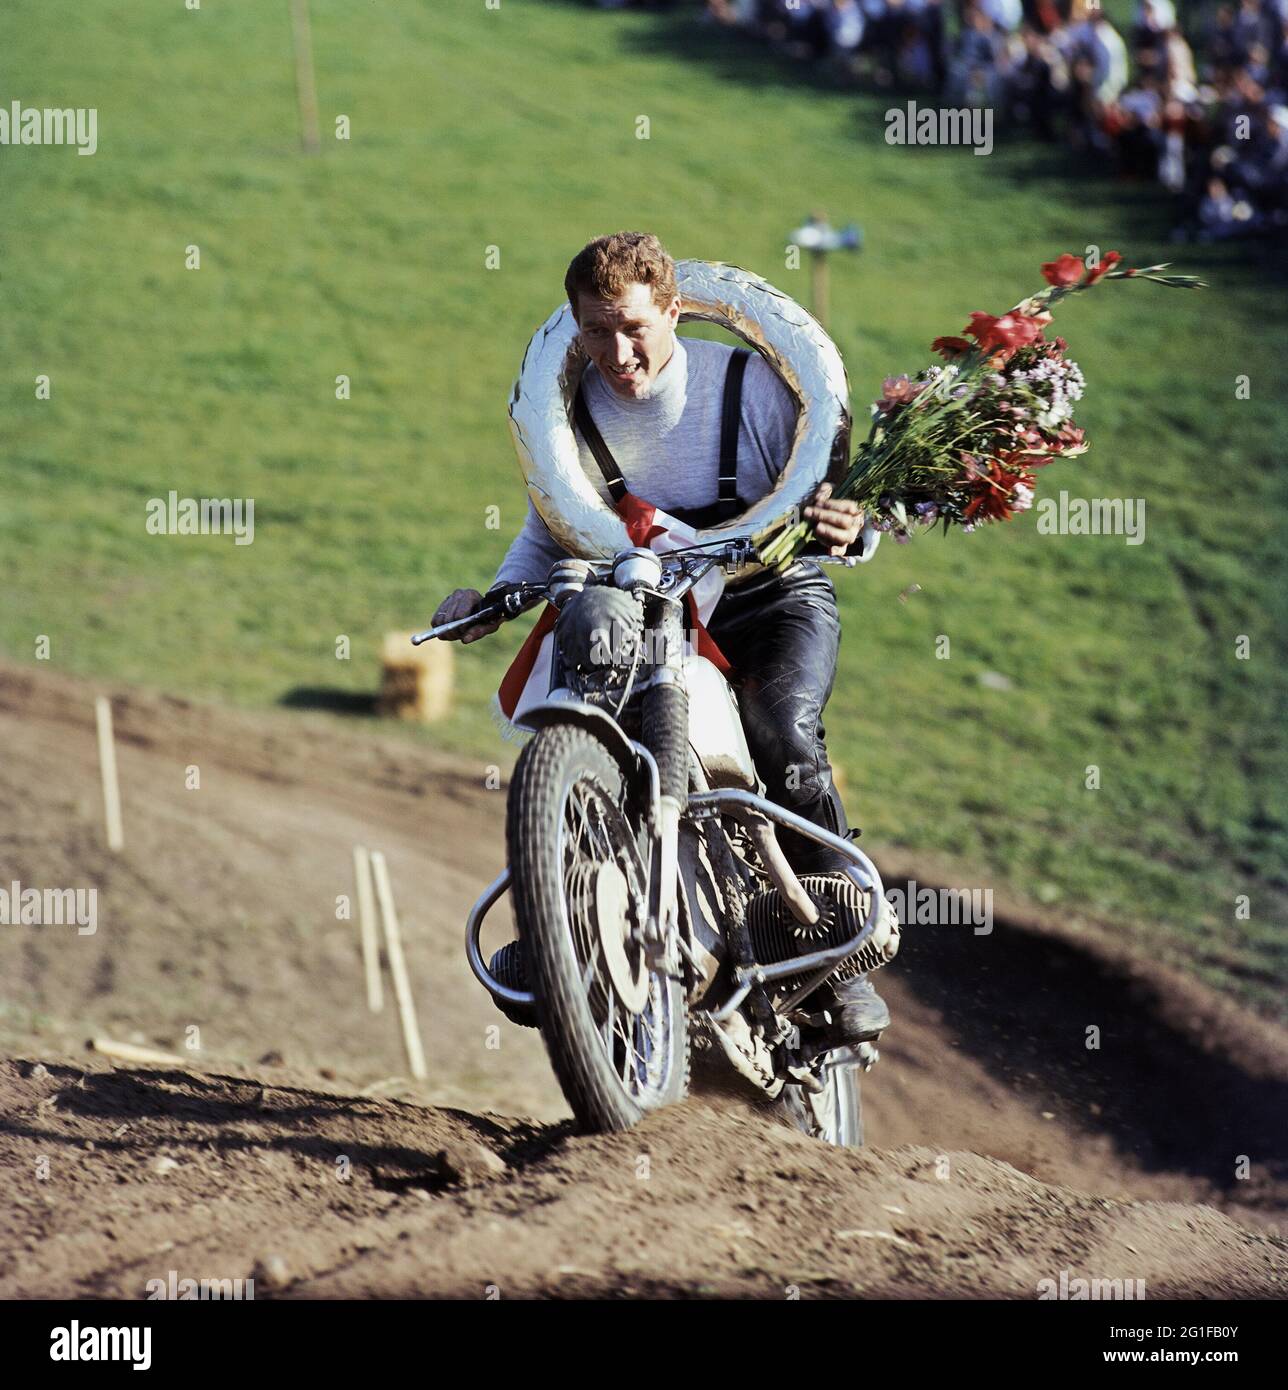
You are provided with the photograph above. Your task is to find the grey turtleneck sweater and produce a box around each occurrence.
[490,335,808,590]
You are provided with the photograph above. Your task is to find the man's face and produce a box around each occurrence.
[574,281,680,400]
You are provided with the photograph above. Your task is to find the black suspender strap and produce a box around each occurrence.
[572,384,628,505]
[573,346,753,522]
[717,348,752,521]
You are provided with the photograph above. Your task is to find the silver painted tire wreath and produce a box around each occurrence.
[506,259,852,573]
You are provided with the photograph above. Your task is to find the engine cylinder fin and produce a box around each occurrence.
[744,874,900,999]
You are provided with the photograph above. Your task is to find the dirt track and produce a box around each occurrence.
[0,661,1284,1298]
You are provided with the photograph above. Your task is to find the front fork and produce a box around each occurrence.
[638,596,689,977]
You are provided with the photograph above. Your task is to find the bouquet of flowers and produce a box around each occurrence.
[755,251,1204,569]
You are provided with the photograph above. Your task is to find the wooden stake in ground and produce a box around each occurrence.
[369,851,426,1081]
[94,696,124,852]
[289,0,321,155]
[352,845,383,1014]
[90,1038,185,1067]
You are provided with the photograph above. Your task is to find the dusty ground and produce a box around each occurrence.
[0,660,1284,1298]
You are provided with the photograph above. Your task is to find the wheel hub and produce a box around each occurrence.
[593,861,648,1013]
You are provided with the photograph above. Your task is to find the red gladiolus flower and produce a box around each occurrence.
[962,461,1036,522]
[963,311,1046,358]
[1041,254,1084,286]
[1001,447,1055,469]
[1084,251,1122,285]
[932,335,971,359]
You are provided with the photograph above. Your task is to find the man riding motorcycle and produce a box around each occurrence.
[433,230,890,1050]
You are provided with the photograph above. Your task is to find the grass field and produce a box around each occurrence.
[2,0,1285,1014]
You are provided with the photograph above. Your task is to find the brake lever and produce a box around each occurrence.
[410,587,543,645]
[411,613,488,645]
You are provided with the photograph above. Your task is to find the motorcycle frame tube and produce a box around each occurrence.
[464,869,535,1007]
[687,788,885,1022]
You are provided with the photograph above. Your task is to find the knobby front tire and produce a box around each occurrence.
[506,723,690,1134]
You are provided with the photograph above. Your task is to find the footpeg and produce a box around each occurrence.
[825,1041,880,1072]
[783,1059,828,1093]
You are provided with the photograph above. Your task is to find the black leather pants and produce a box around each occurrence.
[702,560,853,875]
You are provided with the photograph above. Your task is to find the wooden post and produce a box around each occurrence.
[90,1038,185,1067]
[95,696,124,852]
[369,851,426,1081]
[352,846,383,1013]
[378,631,453,723]
[289,0,321,155]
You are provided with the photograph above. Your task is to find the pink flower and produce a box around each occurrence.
[875,374,923,414]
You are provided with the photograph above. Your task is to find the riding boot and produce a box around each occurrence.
[808,972,890,1046]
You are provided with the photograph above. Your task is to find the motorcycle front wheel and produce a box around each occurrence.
[507,723,689,1133]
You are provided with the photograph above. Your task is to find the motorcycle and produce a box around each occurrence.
[414,537,900,1146]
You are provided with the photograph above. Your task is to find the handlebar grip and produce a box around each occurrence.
[410,584,537,646]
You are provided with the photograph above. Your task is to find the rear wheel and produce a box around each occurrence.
[507,723,689,1133]
[772,1060,864,1147]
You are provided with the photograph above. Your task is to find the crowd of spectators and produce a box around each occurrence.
[594,0,1288,241]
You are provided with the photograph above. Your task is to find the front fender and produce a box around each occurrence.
[514,698,660,827]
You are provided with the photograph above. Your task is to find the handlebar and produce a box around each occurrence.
[411,536,863,646]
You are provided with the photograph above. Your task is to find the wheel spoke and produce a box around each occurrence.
[622,987,657,1092]
[626,1020,646,1088]
[611,992,636,1084]
[602,978,616,1054]
[566,788,590,864]
[610,989,644,1091]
